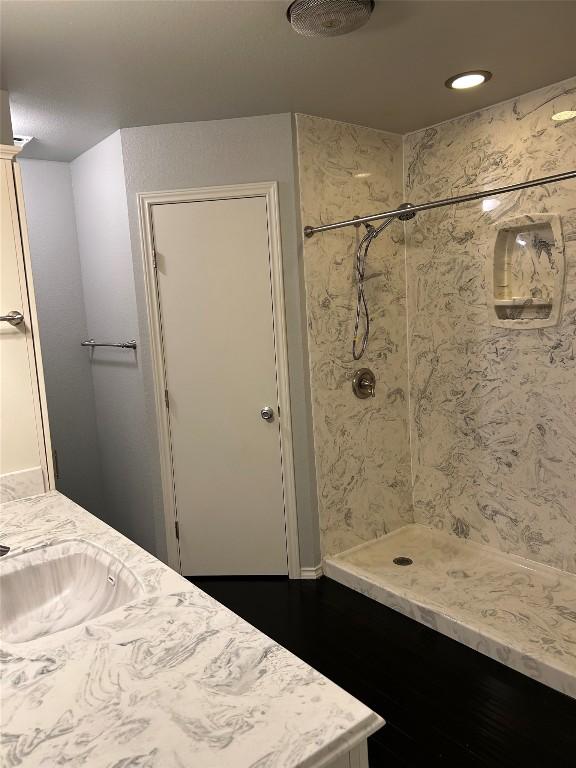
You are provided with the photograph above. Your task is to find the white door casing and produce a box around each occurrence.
[138,183,299,577]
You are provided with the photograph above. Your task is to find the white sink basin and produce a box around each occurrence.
[0,539,144,643]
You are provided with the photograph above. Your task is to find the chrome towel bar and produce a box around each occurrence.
[81,339,137,349]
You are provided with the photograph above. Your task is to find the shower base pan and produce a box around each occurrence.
[324,524,576,699]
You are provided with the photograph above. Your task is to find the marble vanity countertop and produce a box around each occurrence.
[0,492,383,768]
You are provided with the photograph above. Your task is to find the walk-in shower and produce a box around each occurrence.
[301,130,576,698]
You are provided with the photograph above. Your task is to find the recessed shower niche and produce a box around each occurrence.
[488,214,565,328]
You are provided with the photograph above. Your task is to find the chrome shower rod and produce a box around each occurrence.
[303,170,576,237]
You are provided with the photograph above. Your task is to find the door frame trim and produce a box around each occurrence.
[138,182,300,577]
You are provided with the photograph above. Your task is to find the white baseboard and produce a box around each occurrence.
[299,563,323,579]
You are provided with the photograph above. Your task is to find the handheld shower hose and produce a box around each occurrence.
[352,216,395,360]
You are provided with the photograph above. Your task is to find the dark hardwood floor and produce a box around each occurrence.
[190,575,576,768]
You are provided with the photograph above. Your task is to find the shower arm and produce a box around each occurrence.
[303,170,576,237]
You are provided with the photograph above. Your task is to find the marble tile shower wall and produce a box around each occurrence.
[404,77,576,573]
[295,115,413,558]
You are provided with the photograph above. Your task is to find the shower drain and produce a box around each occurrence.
[393,556,413,566]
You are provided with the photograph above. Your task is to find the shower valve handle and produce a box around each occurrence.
[352,368,376,399]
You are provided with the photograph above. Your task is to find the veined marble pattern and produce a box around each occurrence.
[296,114,412,558]
[0,492,383,767]
[0,467,44,503]
[403,77,576,573]
[325,524,576,698]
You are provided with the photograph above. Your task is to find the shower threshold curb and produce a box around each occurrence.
[324,524,576,699]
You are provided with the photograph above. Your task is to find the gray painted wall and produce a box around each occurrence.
[19,159,105,517]
[120,113,320,567]
[19,115,320,570]
[70,132,158,555]
[1,90,13,144]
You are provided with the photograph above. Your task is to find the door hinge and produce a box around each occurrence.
[164,389,170,409]
[53,448,60,480]
[174,520,180,540]
[152,250,158,270]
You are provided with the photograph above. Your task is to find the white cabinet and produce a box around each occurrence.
[326,740,370,768]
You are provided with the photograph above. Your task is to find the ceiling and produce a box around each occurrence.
[2,0,576,161]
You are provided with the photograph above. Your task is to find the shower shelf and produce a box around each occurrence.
[488,213,565,329]
[493,298,553,319]
[493,298,552,306]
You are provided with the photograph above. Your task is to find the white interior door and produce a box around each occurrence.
[152,195,288,575]
[0,158,44,479]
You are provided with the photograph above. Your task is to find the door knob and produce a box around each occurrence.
[260,406,274,421]
[0,310,24,326]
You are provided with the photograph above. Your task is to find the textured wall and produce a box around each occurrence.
[19,159,105,518]
[296,114,413,558]
[120,114,320,568]
[404,77,576,573]
[71,132,158,554]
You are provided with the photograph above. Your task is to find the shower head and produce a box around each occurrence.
[287,0,375,38]
[397,202,417,221]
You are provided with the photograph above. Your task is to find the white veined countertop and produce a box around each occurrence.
[0,491,383,768]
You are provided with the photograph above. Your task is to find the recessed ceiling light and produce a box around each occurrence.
[551,110,576,122]
[445,71,492,90]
